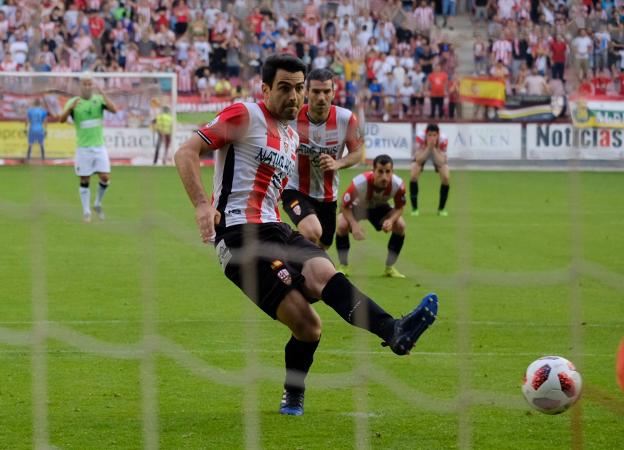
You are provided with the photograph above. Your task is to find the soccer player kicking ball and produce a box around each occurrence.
[409,123,451,216]
[281,68,364,249]
[175,55,438,417]
[59,74,118,222]
[335,154,407,279]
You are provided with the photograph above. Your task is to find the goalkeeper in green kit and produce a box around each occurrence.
[60,74,118,223]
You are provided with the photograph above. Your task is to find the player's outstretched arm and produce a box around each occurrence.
[175,134,220,243]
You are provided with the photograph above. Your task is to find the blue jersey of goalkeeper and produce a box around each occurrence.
[27,106,48,143]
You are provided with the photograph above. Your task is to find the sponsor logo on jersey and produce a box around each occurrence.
[298,143,341,156]
[255,146,294,173]
[255,146,295,189]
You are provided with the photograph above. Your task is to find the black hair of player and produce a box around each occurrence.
[306,68,334,88]
[425,123,440,134]
[262,54,307,88]
[373,154,394,169]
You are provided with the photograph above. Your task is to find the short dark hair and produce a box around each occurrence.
[306,68,334,87]
[425,123,440,134]
[262,54,307,88]
[373,154,393,169]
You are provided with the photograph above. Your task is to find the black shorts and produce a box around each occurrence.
[214,222,332,319]
[353,204,393,231]
[281,189,337,248]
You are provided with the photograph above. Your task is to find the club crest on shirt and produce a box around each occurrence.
[277,268,292,285]
[271,259,284,270]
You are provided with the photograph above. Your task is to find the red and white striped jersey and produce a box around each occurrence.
[286,104,363,202]
[492,39,513,66]
[196,102,298,227]
[342,171,406,210]
[415,129,449,152]
[176,66,193,92]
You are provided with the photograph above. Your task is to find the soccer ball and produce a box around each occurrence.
[522,356,582,415]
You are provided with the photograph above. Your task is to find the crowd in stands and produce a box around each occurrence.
[0,0,623,121]
[473,0,624,105]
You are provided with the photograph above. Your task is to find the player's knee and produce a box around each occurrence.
[80,178,90,188]
[300,222,322,244]
[99,174,110,183]
[306,229,322,245]
[302,258,336,297]
[336,216,348,235]
[303,316,323,342]
[291,311,322,342]
[393,218,406,234]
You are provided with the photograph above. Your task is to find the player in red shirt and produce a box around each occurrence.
[427,63,448,118]
[410,123,451,216]
[335,154,408,278]
[281,68,364,249]
[175,54,438,416]
[550,35,567,81]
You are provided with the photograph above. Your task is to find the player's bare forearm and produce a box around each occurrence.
[174,139,210,208]
[342,207,359,231]
[58,106,73,123]
[336,146,363,170]
[387,207,404,225]
[102,94,118,114]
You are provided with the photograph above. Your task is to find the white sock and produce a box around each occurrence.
[79,187,90,215]
[95,181,109,207]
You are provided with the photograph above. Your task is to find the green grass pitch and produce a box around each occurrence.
[1,166,623,449]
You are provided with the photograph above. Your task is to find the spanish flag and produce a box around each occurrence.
[460,77,506,107]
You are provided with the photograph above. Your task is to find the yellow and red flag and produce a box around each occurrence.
[460,76,506,107]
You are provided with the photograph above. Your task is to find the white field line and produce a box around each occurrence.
[0,319,621,328]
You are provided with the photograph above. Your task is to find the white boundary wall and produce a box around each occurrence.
[363,122,623,164]
[4,120,624,165]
